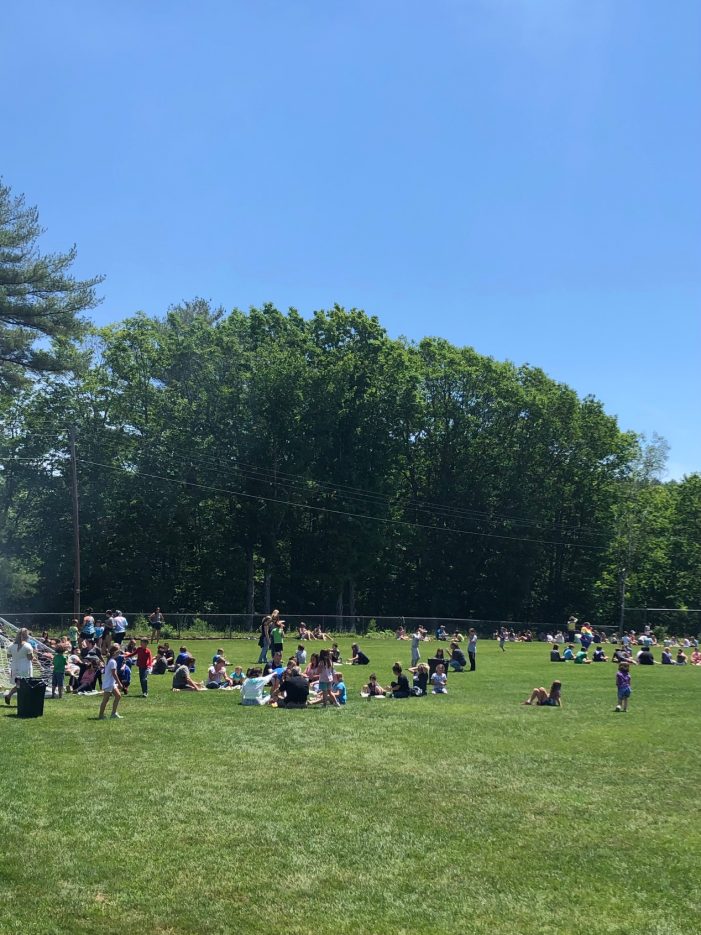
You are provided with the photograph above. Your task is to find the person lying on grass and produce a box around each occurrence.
[172,657,205,691]
[522,680,562,707]
[361,673,387,697]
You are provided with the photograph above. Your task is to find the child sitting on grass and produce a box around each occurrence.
[361,673,387,697]
[431,663,448,694]
[409,662,429,695]
[331,671,346,705]
[230,665,245,687]
[389,662,411,698]
[523,680,562,707]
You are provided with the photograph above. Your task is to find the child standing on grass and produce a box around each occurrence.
[130,638,153,697]
[317,649,339,707]
[615,662,633,712]
[51,645,67,699]
[98,645,124,720]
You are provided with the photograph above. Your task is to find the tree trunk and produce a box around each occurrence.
[348,576,356,618]
[263,562,272,615]
[245,547,255,617]
[335,587,344,629]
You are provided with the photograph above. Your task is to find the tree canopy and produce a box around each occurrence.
[1,300,697,621]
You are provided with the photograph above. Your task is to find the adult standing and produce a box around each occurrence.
[257,615,272,664]
[149,607,165,644]
[4,628,36,705]
[468,628,477,671]
[112,610,128,646]
[567,616,577,642]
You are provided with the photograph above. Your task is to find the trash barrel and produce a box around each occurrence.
[17,677,46,719]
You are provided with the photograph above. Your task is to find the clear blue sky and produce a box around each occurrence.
[3,1,699,477]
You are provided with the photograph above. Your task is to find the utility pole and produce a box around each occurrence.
[69,427,81,620]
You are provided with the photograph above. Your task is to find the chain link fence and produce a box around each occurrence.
[0,611,623,642]
[624,607,701,638]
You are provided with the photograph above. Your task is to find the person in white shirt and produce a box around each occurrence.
[111,611,128,645]
[4,628,35,705]
[241,667,276,705]
[98,645,124,719]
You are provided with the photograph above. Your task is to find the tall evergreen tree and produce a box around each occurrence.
[0,180,103,394]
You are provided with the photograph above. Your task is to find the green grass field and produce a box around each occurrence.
[2,637,699,935]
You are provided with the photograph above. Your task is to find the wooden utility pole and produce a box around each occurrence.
[69,427,81,620]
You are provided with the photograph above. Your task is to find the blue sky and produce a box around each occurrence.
[2,1,699,477]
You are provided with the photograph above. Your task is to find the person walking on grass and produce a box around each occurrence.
[468,628,477,671]
[129,638,153,697]
[4,628,36,705]
[615,661,635,712]
[98,645,124,720]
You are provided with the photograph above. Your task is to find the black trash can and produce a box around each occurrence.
[17,677,46,719]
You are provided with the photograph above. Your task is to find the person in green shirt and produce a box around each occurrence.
[574,649,591,665]
[271,622,285,655]
[52,648,68,698]
[67,620,79,649]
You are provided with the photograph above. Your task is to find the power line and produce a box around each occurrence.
[76,457,608,551]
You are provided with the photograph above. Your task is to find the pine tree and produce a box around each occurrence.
[0,179,103,393]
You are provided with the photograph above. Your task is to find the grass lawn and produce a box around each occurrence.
[1,637,699,935]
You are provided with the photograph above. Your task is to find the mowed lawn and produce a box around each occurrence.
[2,637,699,935]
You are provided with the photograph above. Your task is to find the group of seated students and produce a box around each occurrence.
[297,622,331,641]
[549,642,699,666]
[360,661,449,697]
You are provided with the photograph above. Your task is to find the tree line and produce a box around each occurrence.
[0,180,699,622]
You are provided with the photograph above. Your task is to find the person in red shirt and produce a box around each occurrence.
[129,638,153,697]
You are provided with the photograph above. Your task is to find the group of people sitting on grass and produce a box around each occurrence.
[549,642,699,666]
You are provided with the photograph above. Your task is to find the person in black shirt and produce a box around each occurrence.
[409,663,429,695]
[550,644,565,662]
[448,642,467,671]
[350,644,369,665]
[428,649,447,677]
[277,667,309,708]
[390,663,410,698]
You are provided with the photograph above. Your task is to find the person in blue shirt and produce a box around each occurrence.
[331,672,347,705]
[563,645,575,661]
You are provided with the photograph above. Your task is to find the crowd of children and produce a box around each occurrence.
[3,611,699,718]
